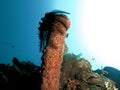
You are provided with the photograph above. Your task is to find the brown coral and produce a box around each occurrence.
[38,10,70,90]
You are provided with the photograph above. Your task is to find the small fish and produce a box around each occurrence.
[11,45,15,48]
[66,33,69,38]
[92,58,95,60]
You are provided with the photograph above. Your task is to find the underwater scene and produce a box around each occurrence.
[0,0,120,90]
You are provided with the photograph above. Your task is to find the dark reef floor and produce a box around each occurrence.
[0,54,119,90]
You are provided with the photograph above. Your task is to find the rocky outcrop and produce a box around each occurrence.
[60,53,118,90]
[95,66,120,89]
[0,57,40,90]
[0,56,118,90]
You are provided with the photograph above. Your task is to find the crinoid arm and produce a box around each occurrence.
[50,9,70,14]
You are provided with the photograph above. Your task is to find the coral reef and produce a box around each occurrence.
[60,53,118,90]
[0,57,40,90]
[0,55,119,90]
[95,67,120,89]
[0,10,119,90]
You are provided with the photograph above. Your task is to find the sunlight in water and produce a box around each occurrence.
[78,0,120,70]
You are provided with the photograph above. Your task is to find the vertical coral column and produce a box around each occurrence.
[40,14,70,90]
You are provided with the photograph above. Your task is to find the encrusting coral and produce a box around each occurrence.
[60,53,118,90]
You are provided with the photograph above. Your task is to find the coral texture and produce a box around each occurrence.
[60,53,118,90]
[39,11,70,90]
